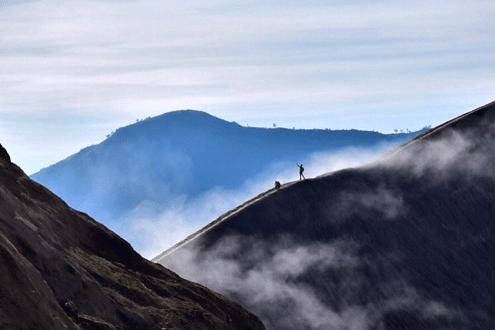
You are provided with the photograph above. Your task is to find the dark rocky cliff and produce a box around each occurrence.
[0,145,264,330]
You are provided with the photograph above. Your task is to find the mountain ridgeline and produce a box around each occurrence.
[32,110,422,230]
[158,101,495,329]
[0,144,264,329]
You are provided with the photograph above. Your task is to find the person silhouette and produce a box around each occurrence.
[297,163,305,180]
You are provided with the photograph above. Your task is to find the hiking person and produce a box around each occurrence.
[297,163,305,180]
[274,181,281,190]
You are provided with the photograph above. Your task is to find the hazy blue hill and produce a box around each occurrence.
[32,110,422,234]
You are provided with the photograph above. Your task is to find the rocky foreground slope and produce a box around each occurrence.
[159,101,495,329]
[0,144,263,329]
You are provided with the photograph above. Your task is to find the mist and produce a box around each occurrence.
[126,143,397,258]
[382,121,495,180]
[164,235,455,329]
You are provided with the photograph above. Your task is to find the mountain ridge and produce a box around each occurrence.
[35,109,421,174]
[159,101,495,329]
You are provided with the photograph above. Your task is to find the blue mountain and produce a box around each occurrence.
[32,110,423,246]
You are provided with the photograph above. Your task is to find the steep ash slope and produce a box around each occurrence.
[159,101,495,329]
[0,145,263,330]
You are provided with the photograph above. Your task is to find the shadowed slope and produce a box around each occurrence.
[0,147,264,329]
[159,101,495,329]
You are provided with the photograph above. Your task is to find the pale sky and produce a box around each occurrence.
[1,0,494,173]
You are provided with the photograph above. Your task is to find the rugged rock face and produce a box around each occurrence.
[0,149,264,329]
[0,144,10,163]
[159,101,495,329]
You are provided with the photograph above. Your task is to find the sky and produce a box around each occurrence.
[1,0,494,173]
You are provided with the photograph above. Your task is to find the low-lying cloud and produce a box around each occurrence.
[165,237,364,329]
[335,185,406,220]
[163,235,456,329]
[383,122,495,181]
[126,144,395,258]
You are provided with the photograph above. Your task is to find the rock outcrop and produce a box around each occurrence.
[0,147,264,329]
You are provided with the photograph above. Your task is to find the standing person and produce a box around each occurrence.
[297,163,305,180]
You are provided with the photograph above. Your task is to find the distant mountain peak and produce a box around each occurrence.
[159,109,220,118]
[112,109,236,137]
[141,109,229,123]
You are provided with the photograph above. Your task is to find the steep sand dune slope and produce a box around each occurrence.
[159,101,495,329]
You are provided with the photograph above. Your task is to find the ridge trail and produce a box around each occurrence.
[152,181,298,262]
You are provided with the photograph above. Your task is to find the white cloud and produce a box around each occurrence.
[382,121,495,181]
[125,143,396,258]
[163,235,457,329]
[335,185,406,220]
[1,0,495,171]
